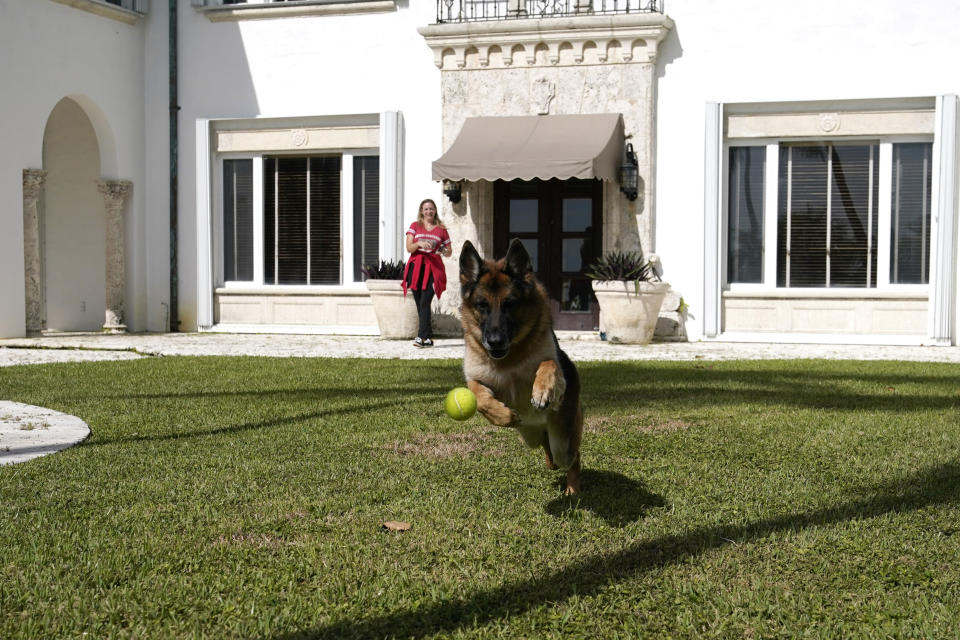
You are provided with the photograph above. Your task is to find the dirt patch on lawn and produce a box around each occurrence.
[213,531,302,549]
[386,427,506,460]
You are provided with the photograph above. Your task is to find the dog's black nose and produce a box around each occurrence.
[483,331,510,360]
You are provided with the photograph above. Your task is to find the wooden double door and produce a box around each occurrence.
[493,178,602,331]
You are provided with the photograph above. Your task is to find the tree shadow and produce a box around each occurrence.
[273,460,960,640]
[545,469,666,526]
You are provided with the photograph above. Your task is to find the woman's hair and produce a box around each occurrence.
[416,198,444,228]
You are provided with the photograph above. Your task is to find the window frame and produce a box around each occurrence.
[723,134,933,296]
[215,147,380,290]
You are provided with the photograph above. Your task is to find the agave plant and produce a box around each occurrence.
[361,259,406,280]
[585,251,657,282]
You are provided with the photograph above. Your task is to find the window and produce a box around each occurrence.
[777,144,878,288]
[726,141,932,289]
[891,143,932,284]
[264,156,341,285]
[353,156,380,281]
[220,153,379,286]
[727,146,765,284]
[223,159,253,282]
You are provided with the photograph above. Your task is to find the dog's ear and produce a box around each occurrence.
[459,240,483,297]
[504,238,533,277]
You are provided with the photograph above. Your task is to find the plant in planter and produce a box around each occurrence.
[361,260,406,281]
[587,251,670,345]
[362,260,418,339]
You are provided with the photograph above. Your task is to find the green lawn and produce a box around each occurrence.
[2,356,960,639]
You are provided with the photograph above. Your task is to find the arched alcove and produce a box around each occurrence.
[42,97,105,331]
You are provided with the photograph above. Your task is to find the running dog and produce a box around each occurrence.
[459,239,584,495]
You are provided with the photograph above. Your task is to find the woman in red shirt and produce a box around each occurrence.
[403,198,452,347]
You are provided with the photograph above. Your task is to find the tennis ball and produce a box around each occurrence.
[445,387,477,421]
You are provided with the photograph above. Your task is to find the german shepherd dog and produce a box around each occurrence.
[459,239,584,495]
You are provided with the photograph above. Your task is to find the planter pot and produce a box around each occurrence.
[365,280,419,339]
[591,280,671,345]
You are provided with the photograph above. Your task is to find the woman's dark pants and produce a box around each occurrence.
[408,270,435,340]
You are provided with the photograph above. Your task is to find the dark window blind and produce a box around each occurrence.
[277,157,308,285]
[223,159,254,282]
[310,156,342,285]
[353,156,380,281]
[263,155,342,285]
[727,146,765,283]
[777,144,877,288]
[830,145,878,287]
[891,143,932,284]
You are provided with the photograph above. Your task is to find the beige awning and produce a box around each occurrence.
[432,114,625,182]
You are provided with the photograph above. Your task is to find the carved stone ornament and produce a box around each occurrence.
[291,129,308,147]
[22,169,47,200]
[533,77,556,115]
[819,113,841,134]
[96,179,133,204]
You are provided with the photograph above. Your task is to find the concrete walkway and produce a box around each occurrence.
[2,332,960,466]
[4,331,960,365]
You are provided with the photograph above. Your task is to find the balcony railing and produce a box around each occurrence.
[436,0,663,23]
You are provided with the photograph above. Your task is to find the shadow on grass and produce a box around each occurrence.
[82,398,411,447]
[545,469,666,526]
[274,460,960,640]
[580,362,960,414]
[85,384,450,447]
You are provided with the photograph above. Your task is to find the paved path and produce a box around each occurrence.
[4,331,960,365]
[2,332,959,465]
[0,402,90,466]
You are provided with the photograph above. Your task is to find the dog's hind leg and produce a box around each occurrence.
[565,455,581,495]
[543,443,557,470]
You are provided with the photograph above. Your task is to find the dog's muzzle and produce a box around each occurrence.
[483,341,510,360]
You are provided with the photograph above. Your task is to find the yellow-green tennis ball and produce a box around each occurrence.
[445,387,477,421]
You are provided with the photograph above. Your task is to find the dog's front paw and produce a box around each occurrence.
[530,388,563,411]
[531,361,566,410]
[530,376,567,409]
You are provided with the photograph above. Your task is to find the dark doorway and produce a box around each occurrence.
[494,178,602,331]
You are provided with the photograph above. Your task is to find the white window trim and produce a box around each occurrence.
[196,113,405,329]
[724,137,934,296]
[705,97,956,345]
[216,150,379,290]
[930,94,958,344]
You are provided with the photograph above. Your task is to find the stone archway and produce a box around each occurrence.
[27,97,131,334]
[41,98,105,331]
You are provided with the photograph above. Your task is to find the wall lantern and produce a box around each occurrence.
[618,143,639,201]
[443,179,463,204]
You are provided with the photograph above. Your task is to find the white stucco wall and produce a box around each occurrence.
[0,0,152,337]
[653,0,960,341]
[6,1,958,341]
[177,2,443,331]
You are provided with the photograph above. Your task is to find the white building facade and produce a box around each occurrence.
[2,0,959,346]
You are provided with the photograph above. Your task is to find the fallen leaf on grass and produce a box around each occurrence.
[382,521,411,532]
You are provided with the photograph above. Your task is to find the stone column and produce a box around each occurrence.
[96,179,133,333]
[22,169,47,335]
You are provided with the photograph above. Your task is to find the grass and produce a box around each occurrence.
[1,356,960,639]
